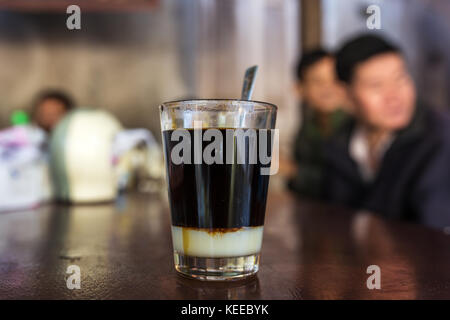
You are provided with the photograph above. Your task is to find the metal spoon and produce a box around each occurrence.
[241,65,258,100]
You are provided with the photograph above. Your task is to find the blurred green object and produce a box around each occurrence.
[11,110,30,126]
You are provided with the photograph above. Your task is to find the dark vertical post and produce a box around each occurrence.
[301,0,322,50]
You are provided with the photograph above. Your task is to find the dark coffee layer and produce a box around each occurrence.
[162,128,272,229]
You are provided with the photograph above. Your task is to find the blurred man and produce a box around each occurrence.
[323,34,450,229]
[288,49,348,198]
[31,89,75,133]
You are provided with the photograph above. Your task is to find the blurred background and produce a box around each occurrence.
[0,0,449,148]
[0,0,450,208]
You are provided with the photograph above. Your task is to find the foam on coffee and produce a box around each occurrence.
[171,226,264,258]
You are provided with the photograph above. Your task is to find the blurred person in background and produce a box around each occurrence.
[31,89,75,133]
[287,49,349,198]
[323,34,450,229]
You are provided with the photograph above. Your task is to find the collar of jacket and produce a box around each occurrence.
[325,101,437,185]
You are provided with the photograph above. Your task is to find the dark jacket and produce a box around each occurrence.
[288,103,348,198]
[322,103,450,229]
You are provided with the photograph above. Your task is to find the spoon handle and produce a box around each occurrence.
[241,65,258,100]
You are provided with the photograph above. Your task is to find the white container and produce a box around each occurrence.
[0,126,52,212]
[50,108,122,203]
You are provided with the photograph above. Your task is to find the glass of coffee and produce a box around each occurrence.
[159,99,277,281]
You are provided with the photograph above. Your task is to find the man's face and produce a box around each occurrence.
[349,53,416,131]
[299,57,345,113]
[34,98,68,132]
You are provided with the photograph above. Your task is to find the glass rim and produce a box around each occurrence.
[160,99,277,112]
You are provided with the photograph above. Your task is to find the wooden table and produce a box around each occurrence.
[0,191,449,299]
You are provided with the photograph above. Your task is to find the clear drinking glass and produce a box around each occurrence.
[159,99,277,281]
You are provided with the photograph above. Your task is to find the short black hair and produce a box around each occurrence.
[336,34,401,83]
[32,89,75,115]
[296,49,333,81]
